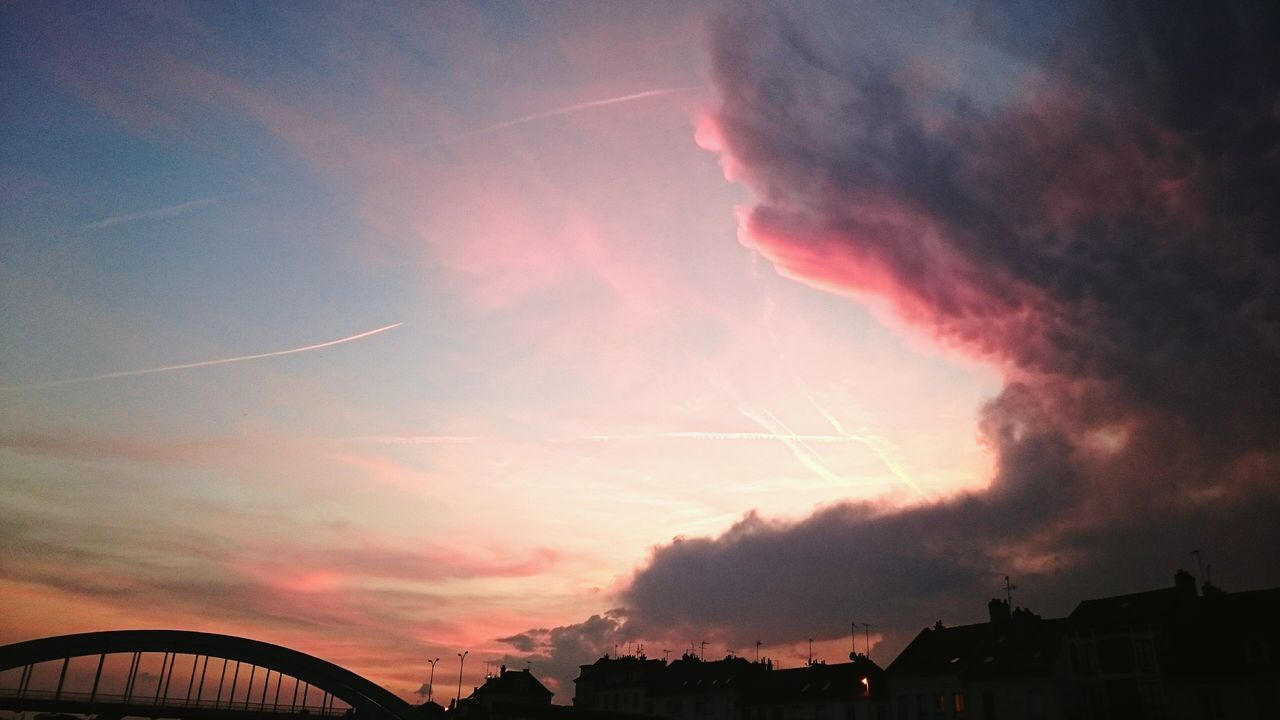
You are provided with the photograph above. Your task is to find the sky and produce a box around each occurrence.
[2,0,1279,705]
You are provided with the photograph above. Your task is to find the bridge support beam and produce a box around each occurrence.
[90,652,105,702]
[54,656,69,700]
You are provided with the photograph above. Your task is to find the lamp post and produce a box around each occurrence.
[455,651,468,709]
[427,658,440,704]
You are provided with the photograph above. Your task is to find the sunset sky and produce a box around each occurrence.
[3,0,1278,704]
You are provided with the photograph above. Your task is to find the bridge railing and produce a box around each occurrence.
[0,687,353,717]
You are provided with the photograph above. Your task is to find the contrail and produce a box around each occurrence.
[582,431,857,443]
[795,378,930,500]
[343,435,480,445]
[82,195,225,231]
[739,406,847,488]
[439,85,703,145]
[1,322,403,392]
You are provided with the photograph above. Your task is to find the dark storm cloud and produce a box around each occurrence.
[609,0,1280,654]
[495,614,623,694]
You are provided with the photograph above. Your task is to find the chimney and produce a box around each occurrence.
[1174,569,1198,597]
[988,598,1011,624]
[500,665,506,676]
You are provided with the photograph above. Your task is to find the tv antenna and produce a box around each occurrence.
[1003,575,1017,605]
[1190,550,1205,584]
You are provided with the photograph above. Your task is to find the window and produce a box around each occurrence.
[1139,683,1163,715]
[953,692,966,714]
[1084,686,1104,714]
[1246,639,1271,663]
[1026,689,1044,720]
[1079,643,1098,675]
[1098,637,1136,674]
[916,694,927,720]
[981,691,995,720]
[935,693,945,713]
[897,695,907,719]
[1254,685,1278,718]
[1199,690,1223,720]
[1135,638,1157,673]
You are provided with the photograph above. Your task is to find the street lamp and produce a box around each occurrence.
[427,658,440,704]
[455,651,469,709]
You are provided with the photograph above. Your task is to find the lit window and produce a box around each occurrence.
[953,693,965,714]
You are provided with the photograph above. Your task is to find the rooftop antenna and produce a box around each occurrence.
[699,641,708,661]
[1003,575,1017,605]
[663,649,671,663]
[1190,550,1205,585]
[860,623,872,658]
[850,622,857,654]
[755,641,762,663]
[808,638,814,666]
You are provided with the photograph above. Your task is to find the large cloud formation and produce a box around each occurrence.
[504,0,1280,684]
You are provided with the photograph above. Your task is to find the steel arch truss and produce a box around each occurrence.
[0,630,420,720]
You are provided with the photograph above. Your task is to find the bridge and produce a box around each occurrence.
[0,630,423,720]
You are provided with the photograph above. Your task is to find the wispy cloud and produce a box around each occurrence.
[82,195,228,231]
[439,86,703,145]
[2,322,403,392]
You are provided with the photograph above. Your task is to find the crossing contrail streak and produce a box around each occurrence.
[82,195,225,231]
[582,431,856,443]
[343,435,480,445]
[439,85,703,145]
[1,322,403,392]
[794,379,930,500]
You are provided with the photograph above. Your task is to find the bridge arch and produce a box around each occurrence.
[0,630,420,720]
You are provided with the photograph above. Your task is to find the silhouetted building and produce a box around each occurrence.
[454,665,554,720]
[574,654,668,714]
[648,655,761,720]
[887,600,1069,720]
[566,573,1279,720]
[420,700,449,720]
[740,655,887,720]
[1064,570,1280,719]
[573,653,887,720]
